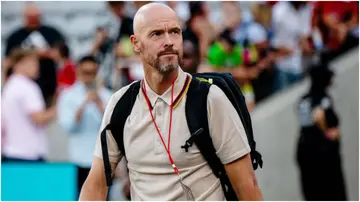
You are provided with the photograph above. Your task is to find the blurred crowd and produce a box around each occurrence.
[1,1,359,200]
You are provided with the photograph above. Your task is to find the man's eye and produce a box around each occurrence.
[152,32,162,36]
[171,30,180,34]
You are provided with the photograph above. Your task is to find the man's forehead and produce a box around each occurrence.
[149,19,180,30]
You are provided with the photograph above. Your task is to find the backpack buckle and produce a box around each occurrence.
[181,128,204,152]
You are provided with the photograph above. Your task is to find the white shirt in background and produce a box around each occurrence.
[247,22,268,44]
[2,74,48,160]
[271,2,312,74]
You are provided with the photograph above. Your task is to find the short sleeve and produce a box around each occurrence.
[23,84,45,114]
[207,85,251,165]
[93,84,132,163]
[320,97,331,110]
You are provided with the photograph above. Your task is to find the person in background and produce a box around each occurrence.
[4,3,66,107]
[207,29,258,110]
[312,1,359,63]
[246,3,278,103]
[53,42,76,92]
[221,1,243,32]
[296,64,347,200]
[2,48,56,162]
[57,55,112,197]
[92,1,135,91]
[183,1,217,58]
[181,40,201,74]
[271,1,313,92]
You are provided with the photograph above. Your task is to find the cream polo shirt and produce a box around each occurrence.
[94,68,250,201]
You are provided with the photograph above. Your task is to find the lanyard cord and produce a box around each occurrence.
[142,80,180,175]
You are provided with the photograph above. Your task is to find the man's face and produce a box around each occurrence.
[220,39,234,53]
[78,61,98,85]
[182,41,200,73]
[22,55,39,79]
[132,11,183,75]
[24,6,41,30]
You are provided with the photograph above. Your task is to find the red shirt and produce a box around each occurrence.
[267,1,278,7]
[314,1,358,21]
[313,1,358,50]
[57,59,76,91]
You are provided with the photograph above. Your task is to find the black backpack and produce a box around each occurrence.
[100,72,263,200]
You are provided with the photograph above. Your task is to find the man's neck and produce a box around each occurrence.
[144,67,179,95]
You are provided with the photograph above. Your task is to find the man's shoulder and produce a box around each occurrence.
[12,75,39,91]
[102,81,140,121]
[208,84,226,100]
[272,2,290,17]
[7,27,27,38]
[108,81,140,105]
[39,25,62,34]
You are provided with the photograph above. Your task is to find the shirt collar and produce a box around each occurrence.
[141,67,191,109]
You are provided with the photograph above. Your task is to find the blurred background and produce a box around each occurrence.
[0,1,359,201]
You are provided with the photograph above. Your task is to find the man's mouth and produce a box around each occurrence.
[160,52,177,56]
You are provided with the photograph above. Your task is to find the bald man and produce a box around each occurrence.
[4,3,66,107]
[80,3,263,201]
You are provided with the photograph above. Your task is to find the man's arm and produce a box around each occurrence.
[312,97,340,141]
[30,107,57,126]
[79,157,117,200]
[23,84,56,126]
[57,92,85,133]
[225,154,263,200]
[207,85,263,201]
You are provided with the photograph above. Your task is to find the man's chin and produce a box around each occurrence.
[157,64,178,75]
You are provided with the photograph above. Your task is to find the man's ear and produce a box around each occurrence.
[130,35,141,53]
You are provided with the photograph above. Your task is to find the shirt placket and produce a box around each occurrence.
[153,98,168,154]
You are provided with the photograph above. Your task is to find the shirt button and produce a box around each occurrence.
[157,142,161,146]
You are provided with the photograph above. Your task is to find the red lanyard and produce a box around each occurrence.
[141,79,180,175]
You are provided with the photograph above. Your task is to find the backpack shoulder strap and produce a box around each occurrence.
[192,72,262,170]
[109,81,141,156]
[185,77,238,200]
[185,78,218,173]
[100,81,141,186]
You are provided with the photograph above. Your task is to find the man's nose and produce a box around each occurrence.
[164,33,174,47]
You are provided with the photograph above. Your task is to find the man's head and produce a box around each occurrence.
[290,1,307,10]
[182,40,200,73]
[219,29,237,53]
[52,42,70,61]
[189,1,208,18]
[24,3,41,30]
[77,55,99,86]
[107,1,126,18]
[309,64,334,91]
[10,48,39,79]
[130,3,183,75]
